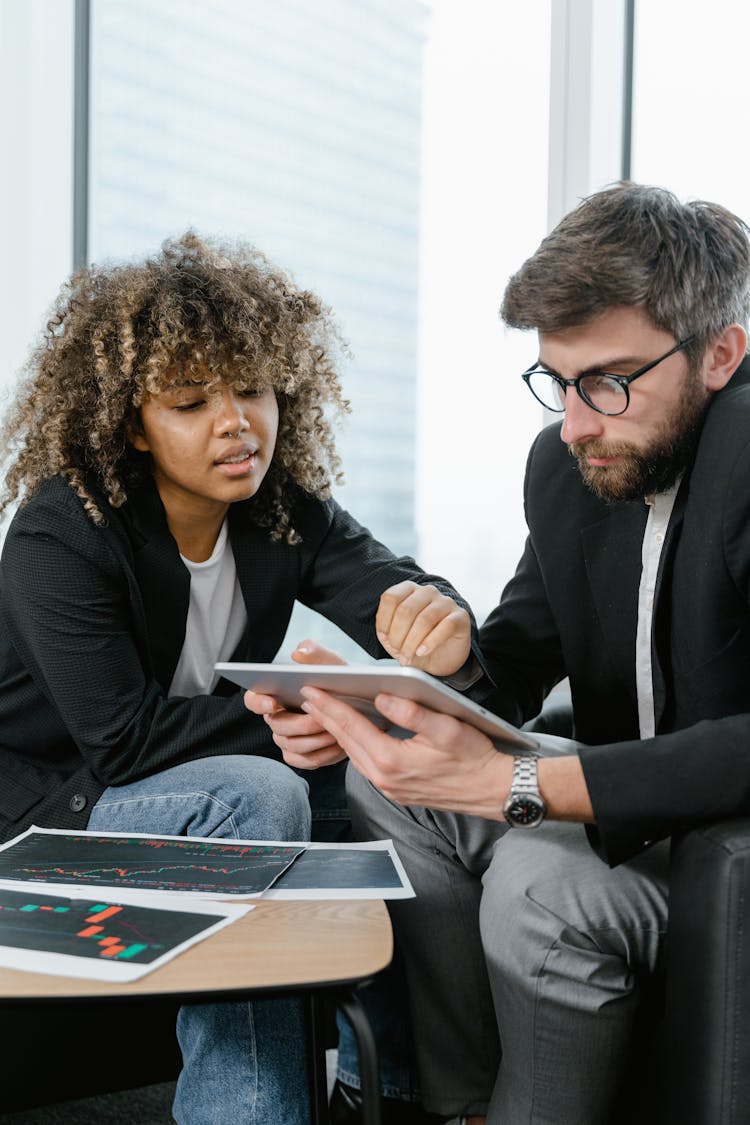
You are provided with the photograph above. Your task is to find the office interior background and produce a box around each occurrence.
[0,0,747,657]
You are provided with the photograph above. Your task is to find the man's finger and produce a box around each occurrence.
[371,692,467,744]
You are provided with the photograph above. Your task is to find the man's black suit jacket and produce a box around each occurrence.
[0,475,465,843]
[479,357,750,865]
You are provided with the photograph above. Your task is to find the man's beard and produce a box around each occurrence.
[569,377,710,502]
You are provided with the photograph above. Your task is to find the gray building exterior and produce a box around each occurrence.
[90,0,430,573]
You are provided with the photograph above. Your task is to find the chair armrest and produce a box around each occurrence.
[665,819,750,1125]
[522,687,573,738]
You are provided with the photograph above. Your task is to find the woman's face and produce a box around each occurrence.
[131,380,279,519]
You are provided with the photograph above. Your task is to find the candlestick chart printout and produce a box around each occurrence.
[0,887,224,964]
[0,831,304,896]
[0,884,248,981]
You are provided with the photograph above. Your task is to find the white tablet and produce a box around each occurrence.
[215,662,539,752]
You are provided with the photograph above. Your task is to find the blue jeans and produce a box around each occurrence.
[90,755,419,1120]
[89,755,313,1125]
[301,764,421,1102]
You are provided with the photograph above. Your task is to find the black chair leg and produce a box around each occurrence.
[336,989,381,1125]
[306,993,331,1125]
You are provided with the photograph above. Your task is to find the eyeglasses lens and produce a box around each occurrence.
[526,371,630,416]
[579,374,628,415]
[526,372,565,412]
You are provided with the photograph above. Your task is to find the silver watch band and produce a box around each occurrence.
[512,754,540,794]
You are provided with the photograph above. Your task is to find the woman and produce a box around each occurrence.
[0,232,473,1124]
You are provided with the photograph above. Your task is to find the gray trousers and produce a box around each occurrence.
[346,765,669,1125]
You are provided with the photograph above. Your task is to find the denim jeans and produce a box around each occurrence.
[90,755,419,1121]
[302,763,421,1102]
[89,755,313,1125]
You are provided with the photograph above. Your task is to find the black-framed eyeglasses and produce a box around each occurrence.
[521,335,696,417]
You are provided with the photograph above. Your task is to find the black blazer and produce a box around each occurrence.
[479,357,750,865]
[0,475,468,843]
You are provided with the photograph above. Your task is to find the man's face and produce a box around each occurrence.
[539,306,711,501]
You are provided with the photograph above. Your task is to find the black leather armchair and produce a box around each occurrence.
[526,696,750,1124]
[664,819,750,1125]
[604,819,750,1125]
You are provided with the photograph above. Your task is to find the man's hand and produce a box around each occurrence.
[376,581,472,676]
[299,686,512,818]
[300,687,595,822]
[243,640,347,770]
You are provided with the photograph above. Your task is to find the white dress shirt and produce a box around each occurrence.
[635,481,681,738]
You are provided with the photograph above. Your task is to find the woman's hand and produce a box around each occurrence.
[243,640,348,770]
[243,577,473,768]
[376,581,472,676]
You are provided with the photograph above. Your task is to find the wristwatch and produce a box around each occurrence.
[502,755,547,828]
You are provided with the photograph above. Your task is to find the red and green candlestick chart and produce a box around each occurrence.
[0,888,223,964]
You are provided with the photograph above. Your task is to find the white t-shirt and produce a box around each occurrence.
[168,519,248,697]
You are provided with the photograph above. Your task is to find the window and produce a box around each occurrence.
[416,0,550,622]
[87,0,551,652]
[0,1,552,644]
[632,0,750,219]
[0,0,74,396]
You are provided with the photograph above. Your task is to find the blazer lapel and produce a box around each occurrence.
[129,481,190,690]
[580,499,649,706]
[228,505,299,663]
[127,488,300,689]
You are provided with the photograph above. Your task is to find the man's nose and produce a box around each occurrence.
[559,388,605,445]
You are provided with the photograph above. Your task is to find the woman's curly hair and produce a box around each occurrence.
[0,232,350,543]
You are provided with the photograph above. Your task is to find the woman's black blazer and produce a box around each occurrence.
[0,475,465,842]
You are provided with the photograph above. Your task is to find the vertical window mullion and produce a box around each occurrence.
[546,0,631,230]
[73,0,91,271]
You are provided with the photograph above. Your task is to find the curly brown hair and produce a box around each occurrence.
[0,232,350,543]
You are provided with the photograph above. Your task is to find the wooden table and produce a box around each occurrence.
[0,898,393,1124]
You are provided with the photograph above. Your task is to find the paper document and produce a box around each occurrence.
[0,828,415,901]
[0,883,249,983]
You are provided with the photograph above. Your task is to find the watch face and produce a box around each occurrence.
[504,792,545,828]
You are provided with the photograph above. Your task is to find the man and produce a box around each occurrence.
[277,184,750,1124]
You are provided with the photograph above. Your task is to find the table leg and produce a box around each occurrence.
[336,989,382,1125]
[306,993,330,1125]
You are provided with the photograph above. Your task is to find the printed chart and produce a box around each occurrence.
[0,829,416,901]
[273,847,404,890]
[0,885,248,982]
[0,831,303,896]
